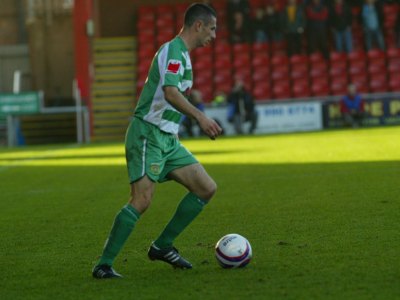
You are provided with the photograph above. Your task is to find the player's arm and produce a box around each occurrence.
[163,86,222,139]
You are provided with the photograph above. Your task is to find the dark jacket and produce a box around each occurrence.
[329,3,353,31]
[306,3,329,30]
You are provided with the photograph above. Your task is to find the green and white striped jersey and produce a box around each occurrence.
[134,36,193,134]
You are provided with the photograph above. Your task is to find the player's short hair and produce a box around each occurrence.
[183,3,217,27]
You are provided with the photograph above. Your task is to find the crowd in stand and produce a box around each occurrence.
[136,0,400,103]
[225,0,400,56]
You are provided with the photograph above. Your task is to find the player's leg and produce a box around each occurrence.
[153,163,216,249]
[148,163,215,269]
[93,176,155,278]
[93,118,156,278]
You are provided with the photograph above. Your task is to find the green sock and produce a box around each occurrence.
[154,192,207,249]
[97,204,140,266]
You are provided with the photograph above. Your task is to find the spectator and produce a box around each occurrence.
[282,0,306,56]
[252,7,268,43]
[329,0,353,53]
[180,90,205,137]
[227,0,251,17]
[306,0,330,59]
[395,10,400,48]
[361,0,385,50]
[265,3,283,42]
[227,79,258,134]
[340,84,366,128]
[227,0,251,40]
[229,11,251,43]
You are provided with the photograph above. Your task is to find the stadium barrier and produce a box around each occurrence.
[323,93,400,128]
[204,93,400,136]
[2,80,90,147]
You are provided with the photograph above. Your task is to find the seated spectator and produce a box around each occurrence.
[395,10,400,48]
[265,3,283,42]
[361,0,385,50]
[229,11,251,43]
[227,0,251,43]
[227,79,258,134]
[329,0,353,53]
[227,0,251,17]
[252,7,268,43]
[282,0,306,56]
[340,84,366,128]
[306,0,330,59]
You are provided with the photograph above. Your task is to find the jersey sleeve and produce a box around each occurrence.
[161,43,183,89]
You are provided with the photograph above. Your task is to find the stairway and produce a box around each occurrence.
[91,36,137,142]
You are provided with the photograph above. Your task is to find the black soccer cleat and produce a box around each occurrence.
[148,244,193,269]
[92,264,123,279]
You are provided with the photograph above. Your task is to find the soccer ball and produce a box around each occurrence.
[215,233,252,268]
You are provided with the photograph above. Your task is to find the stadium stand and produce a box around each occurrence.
[135,1,400,102]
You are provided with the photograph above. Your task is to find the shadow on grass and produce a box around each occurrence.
[1,161,400,299]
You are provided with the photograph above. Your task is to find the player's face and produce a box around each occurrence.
[198,17,217,47]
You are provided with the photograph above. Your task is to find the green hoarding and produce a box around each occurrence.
[0,92,41,115]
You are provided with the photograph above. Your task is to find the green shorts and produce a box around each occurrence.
[125,117,198,183]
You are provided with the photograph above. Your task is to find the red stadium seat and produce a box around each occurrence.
[138,44,156,60]
[253,84,271,100]
[348,60,367,76]
[214,56,232,70]
[310,61,328,78]
[252,42,269,54]
[156,4,174,15]
[271,54,289,66]
[193,46,213,57]
[271,65,290,81]
[350,74,369,93]
[291,64,308,80]
[311,76,330,96]
[389,73,400,91]
[196,72,214,86]
[367,49,386,65]
[156,16,174,28]
[369,73,388,93]
[347,50,366,63]
[329,63,347,77]
[233,43,251,55]
[137,17,155,31]
[292,80,311,98]
[309,52,325,64]
[193,56,213,72]
[273,81,291,99]
[330,77,348,95]
[388,62,400,73]
[330,51,348,64]
[233,54,251,69]
[252,53,269,68]
[214,42,232,55]
[253,66,270,82]
[387,47,400,60]
[138,28,156,45]
[270,41,287,55]
[368,63,387,75]
[290,54,309,66]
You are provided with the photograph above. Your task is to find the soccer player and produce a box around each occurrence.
[92,3,222,279]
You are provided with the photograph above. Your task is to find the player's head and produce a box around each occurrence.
[183,3,217,48]
[184,3,216,28]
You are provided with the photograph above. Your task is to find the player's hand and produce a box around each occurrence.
[198,115,222,140]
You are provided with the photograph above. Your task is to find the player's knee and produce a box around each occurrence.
[200,180,217,201]
[130,191,153,213]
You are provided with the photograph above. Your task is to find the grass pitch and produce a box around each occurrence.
[0,127,399,300]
